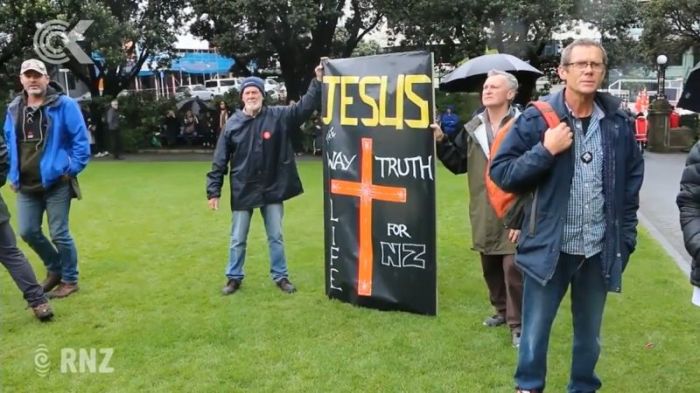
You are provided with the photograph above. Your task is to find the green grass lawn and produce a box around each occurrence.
[1,159,699,392]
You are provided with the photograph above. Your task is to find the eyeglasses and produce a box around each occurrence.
[563,61,606,72]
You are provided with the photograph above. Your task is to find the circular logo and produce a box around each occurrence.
[263,131,271,140]
[34,344,50,377]
[33,20,72,65]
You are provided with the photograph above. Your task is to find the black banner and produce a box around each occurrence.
[322,51,437,315]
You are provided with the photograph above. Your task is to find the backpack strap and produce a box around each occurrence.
[530,101,560,129]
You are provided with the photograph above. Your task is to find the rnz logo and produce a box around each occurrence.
[61,348,114,374]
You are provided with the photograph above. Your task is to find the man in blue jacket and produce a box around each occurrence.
[3,59,90,299]
[206,61,324,295]
[439,105,460,138]
[490,39,644,393]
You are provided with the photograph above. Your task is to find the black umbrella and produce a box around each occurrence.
[678,63,700,113]
[176,97,216,115]
[439,53,544,93]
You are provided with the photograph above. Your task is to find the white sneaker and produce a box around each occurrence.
[94,152,104,158]
[102,151,110,156]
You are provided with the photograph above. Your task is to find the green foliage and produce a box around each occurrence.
[112,92,177,151]
[435,90,481,121]
[0,1,186,98]
[384,0,575,68]
[641,0,700,64]
[213,89,243,113]
[574,0,646,73]
[0,2,56,94]
[351,39,383,58]
[189,0,385,100]
[0,100,8,123]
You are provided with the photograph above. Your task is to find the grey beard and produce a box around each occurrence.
[26,88,45,97]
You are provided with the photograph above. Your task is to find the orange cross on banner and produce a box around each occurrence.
[330,138,407,296]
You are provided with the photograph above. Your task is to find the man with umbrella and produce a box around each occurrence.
[490,38,644,393]
[439,53,543,106]
[431,69,524,348]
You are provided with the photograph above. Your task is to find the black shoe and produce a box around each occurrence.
[222,279,241,295]
[275,278,296,294]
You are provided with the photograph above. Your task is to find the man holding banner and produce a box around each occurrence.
[432,70,523,347]
[206,62,324,295]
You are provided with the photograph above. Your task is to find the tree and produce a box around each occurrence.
[189,0,386,101]
[0,1,57,96]
[573,0,645,75]
[59,0,186,98]
[383,0,489,63]
[641,0,700,65]
[383,0,575,101]
[485,0,575,69]
[383,0,575,65]
[0,1,185,100]
[351,39,382,57]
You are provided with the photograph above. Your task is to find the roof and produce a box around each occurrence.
[137,52,235,76]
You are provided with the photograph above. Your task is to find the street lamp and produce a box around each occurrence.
[656,54,668,100]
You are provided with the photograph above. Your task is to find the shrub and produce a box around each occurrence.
[114,92,177,151]
[435,90,481,126]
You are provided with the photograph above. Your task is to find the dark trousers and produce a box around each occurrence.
[0,220,46,307]
[95,128,107,153]
[480,253,523,330]
[110,128,122,158]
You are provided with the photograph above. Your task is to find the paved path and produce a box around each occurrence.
[639,151,691,277]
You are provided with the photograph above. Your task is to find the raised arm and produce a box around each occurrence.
[432,123,469,174]
[283,60,325,127]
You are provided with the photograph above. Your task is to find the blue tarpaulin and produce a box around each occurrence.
[169,52,235,75]
[91,51,235,77]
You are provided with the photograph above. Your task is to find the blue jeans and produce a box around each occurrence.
[16,181,79,284]
[515,253,608,393]
[225,203,288,282]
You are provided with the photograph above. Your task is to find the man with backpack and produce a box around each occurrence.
[490,39,644,393]
[431,69,523,348]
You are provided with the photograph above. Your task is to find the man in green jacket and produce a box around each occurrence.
[431,70,523,347]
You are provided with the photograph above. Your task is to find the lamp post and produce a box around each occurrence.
[647,54,673,152]
[656,54,668,100]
